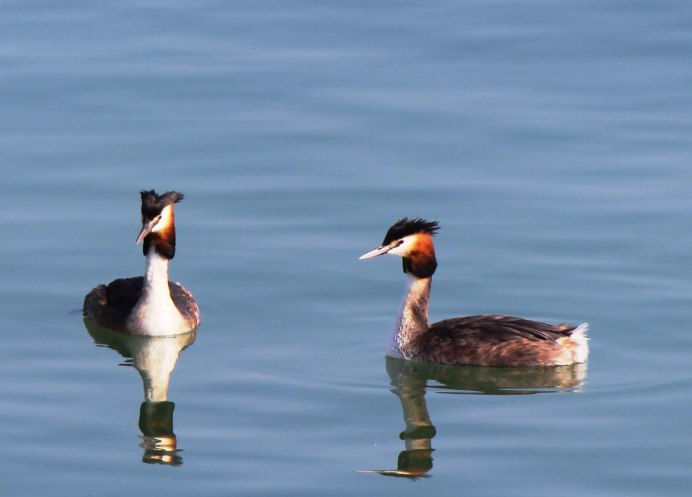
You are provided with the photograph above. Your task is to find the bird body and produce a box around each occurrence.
[361,218,588,367]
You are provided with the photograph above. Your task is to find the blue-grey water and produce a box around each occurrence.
[2,1,692,495]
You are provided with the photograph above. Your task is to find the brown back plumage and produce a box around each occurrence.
[415,315,578,367]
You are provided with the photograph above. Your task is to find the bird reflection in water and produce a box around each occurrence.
[361,356,587,479]
[84,320,197,466]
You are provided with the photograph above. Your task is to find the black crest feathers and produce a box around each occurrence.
[382,218,440,245]
[140,190,184,219]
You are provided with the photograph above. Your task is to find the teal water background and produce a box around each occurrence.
[2,1,692,495]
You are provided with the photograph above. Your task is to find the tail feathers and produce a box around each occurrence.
[568,322,589,364]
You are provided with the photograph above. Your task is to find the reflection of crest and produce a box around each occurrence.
[362,357,588,479]
[84,319,197,466]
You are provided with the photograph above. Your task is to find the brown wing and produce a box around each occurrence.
[83,277,144,333]
[431,315,575,342]
[419,315,577,366]
[169,281,201,329]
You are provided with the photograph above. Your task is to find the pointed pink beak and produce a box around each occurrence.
[359,245,393,260]
[135,220,157,244]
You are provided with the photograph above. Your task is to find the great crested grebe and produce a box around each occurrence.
[83,190,200,336]
[359,218,589,367]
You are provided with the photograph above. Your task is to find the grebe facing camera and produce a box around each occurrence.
[83,190,199,336]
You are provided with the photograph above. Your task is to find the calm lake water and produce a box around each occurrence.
[2,1,692,495]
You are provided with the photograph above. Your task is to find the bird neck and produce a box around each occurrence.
[142,245,171,298]
[388,274,432,359]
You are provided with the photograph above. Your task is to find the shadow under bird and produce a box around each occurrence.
[359,218,588,367]
[83,190,200,336]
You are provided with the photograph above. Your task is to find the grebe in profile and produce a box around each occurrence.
[83,190,200,336]
[359,218,588,367]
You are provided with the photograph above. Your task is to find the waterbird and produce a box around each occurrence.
[359,218,588,366]
[83,190,200,336]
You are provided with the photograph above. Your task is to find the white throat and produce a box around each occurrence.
[144,246,170,288]
[387,274,431,359]
[127,247,187,336]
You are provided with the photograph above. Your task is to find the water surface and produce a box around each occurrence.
[2,1,692,496]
